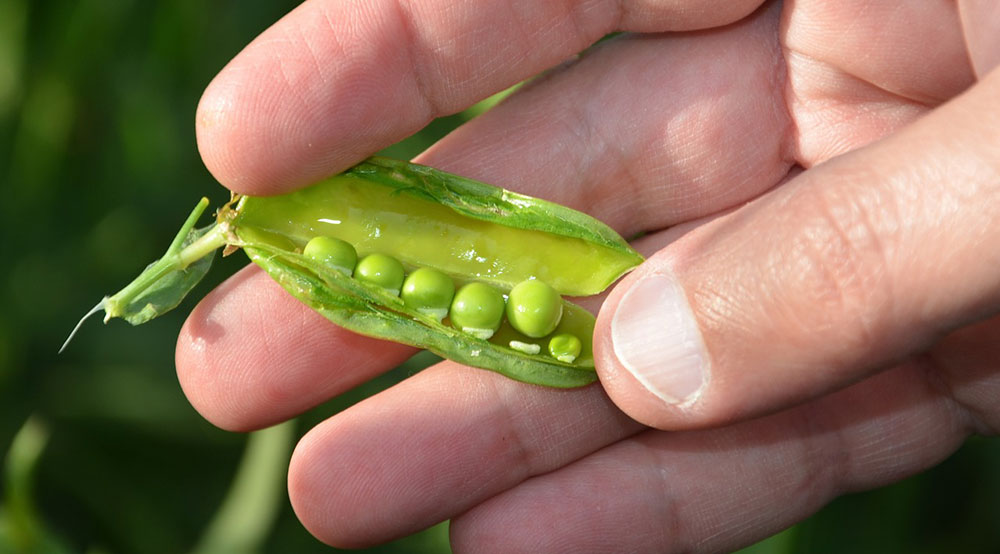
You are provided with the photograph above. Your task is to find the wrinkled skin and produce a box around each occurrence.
[177,0,1000,551]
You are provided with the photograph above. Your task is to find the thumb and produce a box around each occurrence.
[595,68,1000,429]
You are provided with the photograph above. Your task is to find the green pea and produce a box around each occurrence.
[401,267,455,321]
[506,279,563,338]
[303,235,357,275]
[548,333,582,364]
[450,282,505,339]
[354,253,405,295]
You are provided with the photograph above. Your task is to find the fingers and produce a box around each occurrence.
[958,0,1000,76]
[287,361,643,548]
[595,68,1000,429]
[781,0,971,165]
[196,0,767,195]
[416,4,791,236]
[284,353,973,550]
[175,265,414,431]
[451,363,972,553]
[782,0,974,105]
[925,315,1000,434]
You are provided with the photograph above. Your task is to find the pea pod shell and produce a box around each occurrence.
[244,243,598,388]
[87,158,642,389]
[220,158,646,387]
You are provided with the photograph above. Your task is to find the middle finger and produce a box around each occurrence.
[417,6,792,237]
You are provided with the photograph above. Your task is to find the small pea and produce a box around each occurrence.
[354,253,405,295]
[506,279,563,338]
[548,333,582,364]
[303,236,358,275]
[401,267,455,321]
[450,282,505,339]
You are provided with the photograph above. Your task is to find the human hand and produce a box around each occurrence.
[176,0,1000,551]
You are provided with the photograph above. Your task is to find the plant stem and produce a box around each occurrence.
[191,420,295,554]
[3,416,50,551]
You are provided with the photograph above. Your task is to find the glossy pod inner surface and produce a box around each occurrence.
[231,171,635,297]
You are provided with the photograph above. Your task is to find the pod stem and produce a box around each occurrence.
[102,197,226,321]
[60,198,228,352]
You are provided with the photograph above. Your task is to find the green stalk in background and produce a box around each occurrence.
[191,421,296,554]
[0,416,72,554]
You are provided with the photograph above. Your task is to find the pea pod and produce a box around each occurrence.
[67,157,644,388]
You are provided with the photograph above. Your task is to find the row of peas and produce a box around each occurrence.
[303,236,583,363]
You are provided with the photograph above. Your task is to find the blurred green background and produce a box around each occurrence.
[0,1,996,553]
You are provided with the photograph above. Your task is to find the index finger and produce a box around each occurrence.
[196,0,766,195]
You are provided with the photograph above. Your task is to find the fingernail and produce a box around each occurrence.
[611,272,708,405]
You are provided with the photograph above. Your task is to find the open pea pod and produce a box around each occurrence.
[71,157,644,388]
